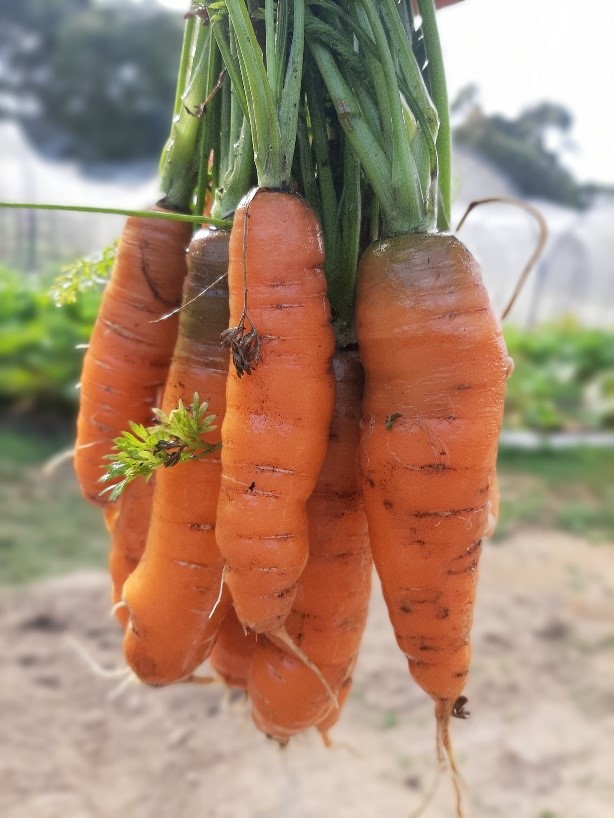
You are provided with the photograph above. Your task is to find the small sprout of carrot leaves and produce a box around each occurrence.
[50,241,118,306]
[100,393,219,500]
[385,412,402,430]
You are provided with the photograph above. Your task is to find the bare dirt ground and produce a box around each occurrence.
[1,529,613,818]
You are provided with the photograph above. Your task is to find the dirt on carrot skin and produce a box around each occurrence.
[1,529,613,818]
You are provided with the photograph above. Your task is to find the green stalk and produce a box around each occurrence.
[304,63,338,267]
[278,0,305,178]
[417,0,451,230]
[308,38,398,231]
[194,33,221,218]
[211,117,254,219]
[265,0,279,103]
[274,0,290,95]
[334,141,362,342]
[379,0,439,139]
[223,0,285,187]
[218,64,233,182]
[0,201,232,229]
[296,111,322,219]
[357,0,422,231]
[171,15,196,119]
[159,21,212,211]
[209,13,249,121]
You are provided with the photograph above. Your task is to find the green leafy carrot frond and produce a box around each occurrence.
[50,241,117,306]
[100,393,219,501]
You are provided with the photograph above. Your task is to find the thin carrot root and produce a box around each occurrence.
[183,673,218,686]
[64,634,130,680]
[107,671,139,702]
[40,446,75,477]
[435,699,466,818]
[269,627,339,712]
[408,761,444,818]
[208,566,227,620]
[110,600,128,618]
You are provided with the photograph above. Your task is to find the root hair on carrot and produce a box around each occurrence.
[40,446,75,477]
[107,671,138,702]
[64,634,129,679]
[153,271,229,324]
[183,673,217,686]
[110,600,128,618]
[269,627,339,711]
[208,566,227,620]
[408,762,444,818]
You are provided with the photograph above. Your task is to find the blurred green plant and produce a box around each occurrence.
[1,0,183,161]
[49,242,116,306]
[0,264,100,410]
[2,264,614,432]
[504,319,614,431]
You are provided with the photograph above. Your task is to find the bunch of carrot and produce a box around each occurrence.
[72,0,508,812]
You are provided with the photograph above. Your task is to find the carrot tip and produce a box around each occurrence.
[435,699,467,818]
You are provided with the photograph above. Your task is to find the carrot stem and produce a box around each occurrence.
[159,19,212,212]
[417,0,451,230]
[0,202,232,229]
[194,34,222,219]
[224,0,285,187]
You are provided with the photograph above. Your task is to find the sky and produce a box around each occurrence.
[153,0,614,186]
[436,0,614,185]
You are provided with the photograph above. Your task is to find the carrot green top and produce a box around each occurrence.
[306,0,450,237]
[209,0,305,191]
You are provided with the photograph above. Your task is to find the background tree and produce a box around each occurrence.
[452,84,590,209]
[0,0,183,161]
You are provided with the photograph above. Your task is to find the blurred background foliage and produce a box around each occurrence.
[451,85,606,209]
[0,0,183,161]
[2,264,613,433]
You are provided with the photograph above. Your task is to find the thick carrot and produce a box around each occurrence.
[103,477,154,630]
[209,606,257,690]
[248,350,371,742]
[356,232,512,771]
[75,210,191,505]
[122,227,232,685]
[216,189,336,634]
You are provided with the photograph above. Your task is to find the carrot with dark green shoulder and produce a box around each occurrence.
[75,17,221,506]
[119,227,233,686]
[74,209,191,505]
[312,2,512,810]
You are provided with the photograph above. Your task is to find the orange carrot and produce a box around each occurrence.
[209,606,258,690]
[215,189,336,634]
[355,233,513,775]
[103,477,154,630]
[75,209,191,505]
[248,350,371,743]
[121,227,232,685]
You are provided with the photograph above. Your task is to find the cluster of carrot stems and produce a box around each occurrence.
[159,0,450,344]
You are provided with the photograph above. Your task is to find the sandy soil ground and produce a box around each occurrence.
[1,528,613,818]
